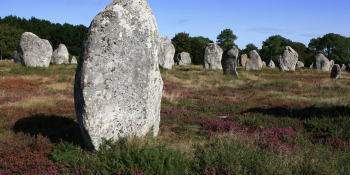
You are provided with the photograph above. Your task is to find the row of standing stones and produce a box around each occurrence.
[10,0,347,150]
[13,32,77,67]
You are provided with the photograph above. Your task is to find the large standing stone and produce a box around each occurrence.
[13,51,20,63]
[277,46,298,72]
[222,46,239,76]
[71,56,77,64]
[158,36,175,69]
[240,54,247,67]
[202,43,223,69]
[314,54,331,70]
[330,64,341,79]
[267,59,275,68]
[177,52,191,65]
[51,44,69,64]
[17,32,52,68]
[74,0,163,151]
[296,61,304,68]
[245,50,262,71]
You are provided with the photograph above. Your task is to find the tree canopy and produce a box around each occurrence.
[0,23,25,59]
[216,29,238,51]
[241,43,258,56]
[260,35,292,62]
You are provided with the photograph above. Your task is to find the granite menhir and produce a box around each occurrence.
[74,0,163,151]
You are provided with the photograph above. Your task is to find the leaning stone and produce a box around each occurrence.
[245,50,262,71]
[277,46,298,72]
[202,43,223,69]
[13,51,20,63]
[314,54,331,70]
[330,64,341,79]
[71,56,77,64]
[159,36,175,69]
[296,61,304,68]
[240,54,247,67]
[17,32,52,68]
[74,0,163,151]
[267,59,275,68]
[222,46,239,76]
[51,44,69,64]
[177,52,191,65]
[341,64,346,70]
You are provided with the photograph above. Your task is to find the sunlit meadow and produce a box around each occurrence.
[0,60,350,174]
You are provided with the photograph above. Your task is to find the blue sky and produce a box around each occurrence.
[1,0,349,49]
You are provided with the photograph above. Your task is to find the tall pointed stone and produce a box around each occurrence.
[74,0,163,151]
[222,46,239,76]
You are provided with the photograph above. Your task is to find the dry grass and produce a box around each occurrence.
[162,91,182,104]
[43,82,73,91]
[0,94,72,109]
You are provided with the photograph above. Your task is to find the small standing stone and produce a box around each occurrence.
[159,36,175,69]
[296,61,304,68]
[341,64,346,70]
[51,44,69,64]
[330,64,341,79]
[71,56,77,64]
[262,61,266,67]
[245,50,262,71]
[310,62,314,69]
[240,54,247,67]
[267,59,275,68]
[314,54,331,70]
[222,46,239,76]
[177,52,191,65]
[202,43,223,69]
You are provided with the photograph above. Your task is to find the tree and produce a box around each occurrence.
[241,43,258,55]
[171,32,191,61]
[216,29,238,51]
[190,36,213,64]
[0,24,25,59]
[260,35,292,62]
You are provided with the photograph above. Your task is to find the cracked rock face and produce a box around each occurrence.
[17,32,52,68]
[277,46,298,72]
[222,46,239,76]
[202,43,223,69]
[51,44,69,64]
[158,36,175,69]
[177,52,191,65]
[314,54,331,70]
[245,50,262,70]
[74,0,163,151]
[330,64,341,79]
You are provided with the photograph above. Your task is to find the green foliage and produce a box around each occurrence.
[0,23,25,59]
[9,65,53,75]
[171,32,191,62]
[190,36,213,65]
[216,29,238,51]
[260,35,292,62]
[241,43,259,56]
[0,15,87,56]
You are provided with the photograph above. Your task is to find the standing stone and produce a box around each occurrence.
[202,43,223,69]
[329,60,334,70]
[330,64,341,79]
[262,61,266,67]
[158,36,175,69]
[314,54,331,70]
[222,46,239,76]
[277,46,298,72]
[74,0,163,151]
[177,52,191,65]
[17,32,52,68]
[341,64,346,70]
[240,54,247,67]
[296,61,304,68]
[13,51,20,63]
[245,50,262,71]
[310,62,314,69]
[267,59,275,68]
[71,56,78,64]
[51,44,69,64]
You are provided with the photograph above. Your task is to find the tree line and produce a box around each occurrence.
[0,15,88,59]
[171,29,350,66]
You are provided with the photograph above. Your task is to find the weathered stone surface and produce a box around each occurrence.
[202,43,223,69]
[71,56,77,64]
[341,64,346,70]
[245,50,262,71]
[158,36,175,69]
[310,62,314,68]
[262,61,266,67]
[330,64,341,79]
[296,61,304,68]
[329,60,334,70]
[13,51,20,63]
[177,52,191,65]
[277,46,298,72]
[222,46,239,76]
[314,54,331,70]
[17,32,52,67]
[74,0,163,151]
[240,54,247,67]
[51,44,69,64]
[267,59,275,68]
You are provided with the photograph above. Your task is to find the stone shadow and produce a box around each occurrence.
[13,114,83,146]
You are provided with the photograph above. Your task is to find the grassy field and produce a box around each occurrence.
[0,60,350,174]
